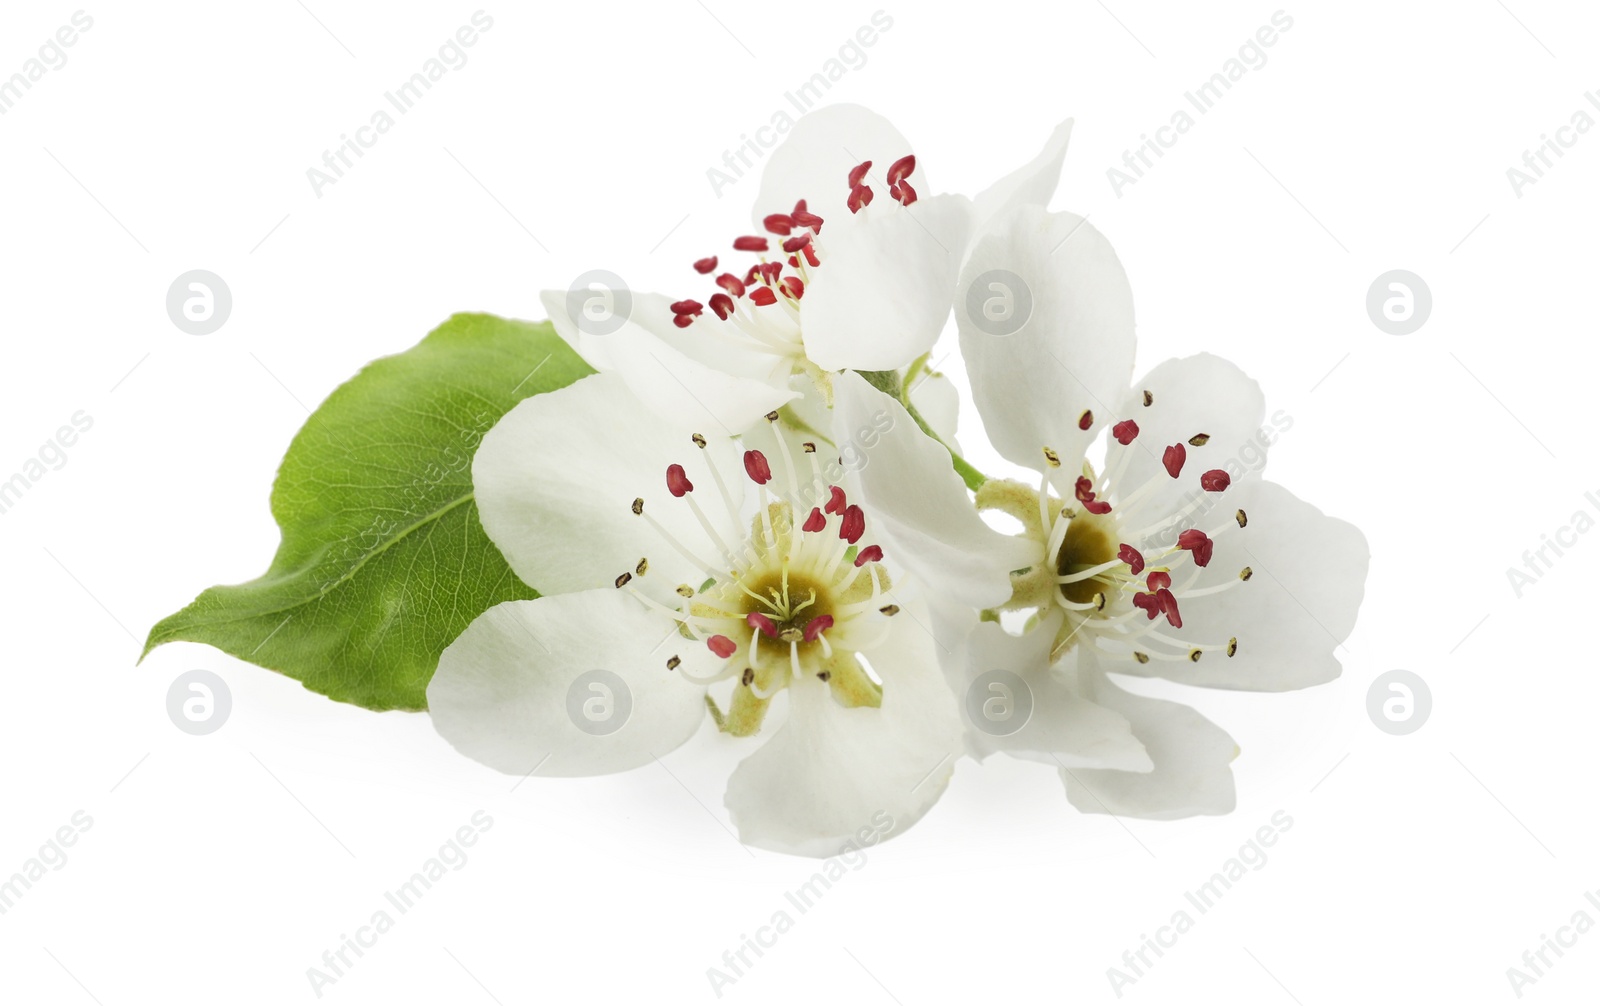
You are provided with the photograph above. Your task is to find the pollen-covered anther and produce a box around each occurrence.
[675,584,695,598]
[817,670,831,682]
[879,604,900,616]
[854,544,884,567]
[733,236,769,252]
[839,505,866,544]
[614,572,632,588]
[746,612,778,638]
[691,433,707,448]
[666,464,694,497]
[666,655,681,670]
[1042,446,1061,468]
[1134,651,1150,664]
[693,256,718,274]
[1078,409,1094,431]
[1227,637,1238,657]
[1177,529,1214,567]
[707,635,737,658]
[1112,420,1139,445]
[743,449,772,485]
[1142,390,1154,407]
[631,497,644,515]
[1118,543,1145,575]
[1163,443,1186,478]
[1188,433,1211,447]
[1240,566,1254,581]
[802,442,817,454]
[1200,469,1231,492]
[740,667,755,687]
[635,558,648,576]
[1236,509,1248,528]
[1093,591,1106,612]
[764,410,780,423]
[802,615,834,641]
[1188,649,1203,663]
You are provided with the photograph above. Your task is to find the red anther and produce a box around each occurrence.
[824,485,847,515]
[781,276,804,299]
[760,261,783,285]
[854,544,884,567]
[743,449,772,485]
[1112,420,1140,445]
[1162,443,1186,479]
[802,507,827,533]
[1200,469,1231,492]
[745,612,778,638]
[1118,543,1145,575]
[1146,571,1172,591]
[1131,592,1160,620]
[792,199,824,232]
[763,213,795,235]
[707,635,738,658]
[847,184,873,213]
[693,256,718,274]
[1078,410,1094,431]
[743,265,760,286]
[787,255,799,268]
[848,160,873,187]
[709,293,735,320]
[1177,529,1214,567]
[672,314,694,328]
[670,299,703,316]
[666,464,693,497]
[750,287,777,306]
[802,614,835,641]
[892,180,918,206]
[715,273,746,297]
[781,233,812,253]
[887,154,915,185]
[1155,588,1183,629]
[733,236,769,252]
[839,505,865,544]
[1082,498,1112,515]
[802,244,821,267]
[1074,476,1096,503]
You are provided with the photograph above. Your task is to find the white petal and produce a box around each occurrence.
[907,369,962,453]
[800,194,973,371]
[723,600,963,857]
[1060,657,1238,819]
[832,372,1037,609]
[960,608,1151,771]
[753,103,925,238]
[428,592,710,777]
[972,118,1074,231]
[957,205,1136,473]
[602,317,798,435]
[473,373,744,603]
[1117,480,1369,691]
[1111,353,1268,528]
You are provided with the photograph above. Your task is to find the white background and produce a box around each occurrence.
[2,1,1596,1003]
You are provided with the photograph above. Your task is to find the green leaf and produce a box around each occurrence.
[143,313,593,711]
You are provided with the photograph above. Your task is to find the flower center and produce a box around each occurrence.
[981,393,1254,667]
[623,416,897,736]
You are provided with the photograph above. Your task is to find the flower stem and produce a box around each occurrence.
[857,368,987,491]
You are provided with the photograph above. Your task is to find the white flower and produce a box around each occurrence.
[538,104,1074,434]
[834,200,1370,818]
[427,373,964,856]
